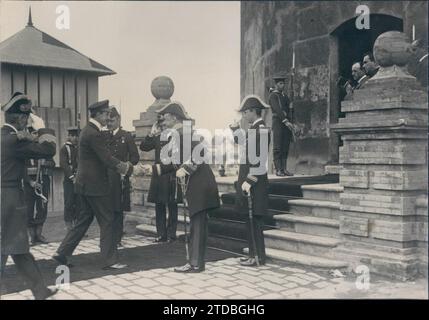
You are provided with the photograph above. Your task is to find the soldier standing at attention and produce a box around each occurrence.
[23,121,56,245]
[1,92,58,299]
[59,126,80,232]
[230,95,270,267]
[269,74,294,176]
[106,107,140,247]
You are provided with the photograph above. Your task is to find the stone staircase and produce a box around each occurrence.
[262,183,349,270]
[132,175,350,270]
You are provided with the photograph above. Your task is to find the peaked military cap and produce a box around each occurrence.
[1,92,32,114]
[238,95,269,112]
[88,100,109,113]
[67,126,80,134]
[272,73,287,82]
[156,101,191,120]
[109,106,120,118]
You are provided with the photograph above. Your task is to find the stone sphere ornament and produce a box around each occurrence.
[150,76,174,100]
[373,31,413,67]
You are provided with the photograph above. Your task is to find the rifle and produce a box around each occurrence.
[289,65,295,122]
[77,95,81,131]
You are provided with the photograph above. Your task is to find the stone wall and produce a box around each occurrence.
[241,1,428,174]
[332,31,428,280]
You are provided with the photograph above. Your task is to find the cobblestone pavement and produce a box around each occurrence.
[1,235,427,300]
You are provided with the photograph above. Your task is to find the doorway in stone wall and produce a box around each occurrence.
[328,14,403,164]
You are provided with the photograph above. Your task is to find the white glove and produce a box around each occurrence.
[176,167,188,178]
[28,113,45,130]
[134,163,152,176]
[116,161,130,175]
[141,164,153,175]
[150,122,162,136]
[241,181,252,195]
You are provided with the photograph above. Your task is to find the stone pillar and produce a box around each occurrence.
[332,32,428,280]
[128,76,174,224]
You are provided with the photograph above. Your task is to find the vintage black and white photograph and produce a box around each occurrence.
[0,0,427,303]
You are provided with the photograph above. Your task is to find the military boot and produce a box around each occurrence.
[274,159,285,176]
[36,225,49,244]
[28,227,37,246]
[282,159,293,176]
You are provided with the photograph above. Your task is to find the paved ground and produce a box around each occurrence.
[1,231,427,300]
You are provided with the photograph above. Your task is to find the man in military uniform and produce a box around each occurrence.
[53,100,131,270]
[230,95,270,267]
[141,102,220,273]
[269,74,293,176]
[1,92,58,299]
[59,126,80,232]
[106,107,139,247]
[24,121,56,245]
[140,114,179,244]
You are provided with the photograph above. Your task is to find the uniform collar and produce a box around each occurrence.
[4,123,18,133]
[419,53,428,63]
[113,127,120,136]
[251,118,264,128]
[89,118,103,131]
[358,75,368,84]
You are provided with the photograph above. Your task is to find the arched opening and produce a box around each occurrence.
[328,14,403,164]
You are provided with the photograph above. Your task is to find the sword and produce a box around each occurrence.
[34,160,48,208]
[177,176,190,264]
[246,191,260,267]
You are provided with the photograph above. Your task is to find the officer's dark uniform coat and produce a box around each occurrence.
[140,134,179,204]
[153,127,220,216]
[74,122,121,195]
[1,125,56,255]
[234,119,270,216]
[107,128,139,212]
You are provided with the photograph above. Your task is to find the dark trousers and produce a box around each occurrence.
[246,215,266,265]
[56,194,118,267]
[24,175,50,227]
[155,202,178,240]
[1,253,49,300]
[113,211,124,245]
[272,117,292,170]
[189,210,208,269]
[63,179,79,223]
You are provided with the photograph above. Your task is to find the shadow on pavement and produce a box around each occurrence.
[1,241,235,295]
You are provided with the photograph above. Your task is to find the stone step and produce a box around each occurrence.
[135,223,185,238]
[273,213,339,238]
[262,247,349,269]
[416,195,428,216]
[301,183,343,202]
[264,229,340,257]
[288,199,341,220]
[324,165,343,175]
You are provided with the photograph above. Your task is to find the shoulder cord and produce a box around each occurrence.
[65,144,72,166]
[34,160,48,207]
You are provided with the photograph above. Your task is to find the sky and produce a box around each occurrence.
[0,1,240,132]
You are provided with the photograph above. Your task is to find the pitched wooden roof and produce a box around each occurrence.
[0,22,115,76]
